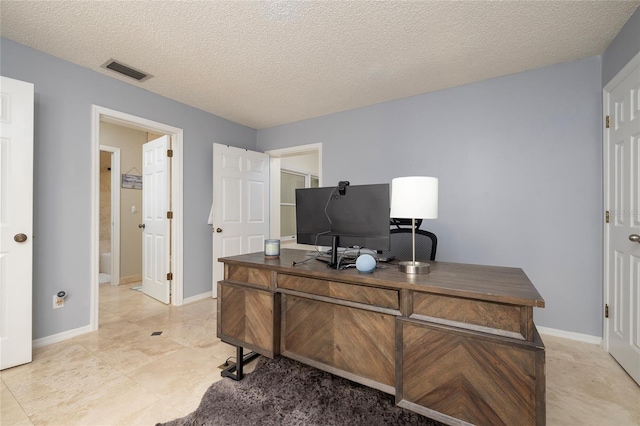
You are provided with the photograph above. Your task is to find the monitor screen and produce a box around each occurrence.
[295,182,390,257]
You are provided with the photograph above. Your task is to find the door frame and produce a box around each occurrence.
[99,145,121,286]
[602,50,640,352]
[90,105,184,331]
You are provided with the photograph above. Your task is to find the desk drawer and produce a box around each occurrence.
[277,274,399,310]
[226,265,271,288]
[412,292,532,340]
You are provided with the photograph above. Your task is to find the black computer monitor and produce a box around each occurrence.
[295,182,390,268]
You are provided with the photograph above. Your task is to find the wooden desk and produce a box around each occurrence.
[217,249,545,425]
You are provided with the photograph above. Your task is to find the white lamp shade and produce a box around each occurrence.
[390,176,438,219]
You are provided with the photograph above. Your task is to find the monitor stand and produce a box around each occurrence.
[328,235,340,269]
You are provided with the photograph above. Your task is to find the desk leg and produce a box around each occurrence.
[220,346,260,381]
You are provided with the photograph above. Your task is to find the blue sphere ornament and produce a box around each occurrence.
[355,254,376,273]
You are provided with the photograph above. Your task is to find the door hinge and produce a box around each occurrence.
[605,304,609,318]
[167,149,173,157]
[167,211,173,219]
[167,272,173,281]
[605,210,610,224]
[605,115,610,129]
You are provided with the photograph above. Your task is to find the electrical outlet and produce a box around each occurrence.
[53,295,64,309]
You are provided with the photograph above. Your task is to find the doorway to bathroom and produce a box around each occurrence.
[99,145,120,286]
[99,126,168,292]
[90,105,184,331]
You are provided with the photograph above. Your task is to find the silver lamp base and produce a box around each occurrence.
[398,260,430,274]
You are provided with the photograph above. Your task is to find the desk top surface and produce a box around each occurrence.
[219,249,545,308]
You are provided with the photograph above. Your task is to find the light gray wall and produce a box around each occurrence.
[602,6,640,86]
[258,56,603,337]
[0,38,257,339]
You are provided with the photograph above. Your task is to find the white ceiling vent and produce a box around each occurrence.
[100,59,152,82]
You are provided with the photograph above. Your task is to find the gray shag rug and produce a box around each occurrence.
[157,355,444,426]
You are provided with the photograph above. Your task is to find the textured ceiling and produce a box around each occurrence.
[1,1,639,129]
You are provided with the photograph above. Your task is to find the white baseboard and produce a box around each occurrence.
[183,291,213,304]
[537,326,602,345]
[32,292,214,348]
[32,324,93,349]
[119,274,142,285]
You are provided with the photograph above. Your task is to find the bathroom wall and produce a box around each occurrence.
[280,152,319,175]
[99,122,147,282]
[99,151,112,257]
[148,132,163,142]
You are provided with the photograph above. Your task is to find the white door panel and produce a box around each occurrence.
[605,52,640,385]
[222,177,242,223]
[0,77,34,370]
[221,237,242,257]
[248,180,267,222]
[212,144,269,297]
[142,135,170,304]
[248,235,265,253]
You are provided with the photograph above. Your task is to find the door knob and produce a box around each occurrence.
[138,224,145,229]
[630,234,640,243]
[216,228,222,233]
[14,233,27,243]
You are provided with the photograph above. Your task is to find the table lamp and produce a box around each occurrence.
[390,176,438,274]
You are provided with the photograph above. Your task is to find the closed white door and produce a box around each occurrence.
[604,52,640,385]
[212,144,269,297]
[0,77,34,370]
[142,135,171,304]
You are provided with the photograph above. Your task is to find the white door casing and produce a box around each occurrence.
[604,51,640,386]
[0,76,34,370]
[212,144,270,297]
[142,135,171,304]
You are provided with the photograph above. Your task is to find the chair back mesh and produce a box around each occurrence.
[381,228,437,262]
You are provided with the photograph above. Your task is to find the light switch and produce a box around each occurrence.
[131,205,137,213]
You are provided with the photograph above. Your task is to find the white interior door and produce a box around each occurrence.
[142,135,170,304]
[604,52,640,385]
[0,76,34,370]
[212,144,269,297]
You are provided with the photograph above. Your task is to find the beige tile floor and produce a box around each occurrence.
[1,282,639,426]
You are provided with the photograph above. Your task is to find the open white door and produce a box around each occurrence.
[212,144,269,297]
[142,135,171,304]
[0,77,34,370]
[604,51,640,385]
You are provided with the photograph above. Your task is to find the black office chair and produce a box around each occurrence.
[390,218,422,230]
[381,227,437,262]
